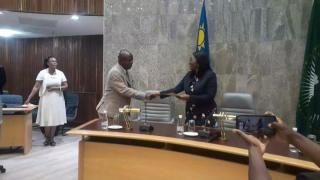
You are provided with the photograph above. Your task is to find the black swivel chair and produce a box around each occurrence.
[219,92,255,130]
[60,91,79,135]
[0,98,6,173]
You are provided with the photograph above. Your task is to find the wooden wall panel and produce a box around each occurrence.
[0,0,103,15]
[0,0,20,11]
[0,35,103,123]
[88,0,103,16]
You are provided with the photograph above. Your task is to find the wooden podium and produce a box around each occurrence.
[0,106,36,154]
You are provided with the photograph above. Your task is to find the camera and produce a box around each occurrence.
[236,115,277,136]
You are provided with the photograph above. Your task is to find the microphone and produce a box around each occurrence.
[119,105,140,130]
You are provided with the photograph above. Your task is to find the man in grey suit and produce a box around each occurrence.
[96,49,149,118]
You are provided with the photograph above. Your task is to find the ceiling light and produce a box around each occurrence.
[71,15,79,20]
[0,12,3,15]
[0,29,22,38]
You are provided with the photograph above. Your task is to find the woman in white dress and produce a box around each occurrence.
[25,56,68,146]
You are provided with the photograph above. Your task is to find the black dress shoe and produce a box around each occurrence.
[0,165,5,173]
[43,139,50,146]
[50,140,56,146]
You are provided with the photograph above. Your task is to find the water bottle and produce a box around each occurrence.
[238,121,244,131]
[176,115,184,135]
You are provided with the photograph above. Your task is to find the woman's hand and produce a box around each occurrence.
[150,91,160,99]
[177,94,190,101]
[47,85,59,92]
[24,99,30,105]
[146,91,160,100]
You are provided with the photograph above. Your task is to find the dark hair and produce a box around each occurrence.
[192,51,212,77]
[43,56,55,68]
[118,49,133,61]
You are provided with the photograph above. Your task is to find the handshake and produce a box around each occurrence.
[144,91,191,101]
[145,91,160,100]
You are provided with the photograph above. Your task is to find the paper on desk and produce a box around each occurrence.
[21,103,37,108]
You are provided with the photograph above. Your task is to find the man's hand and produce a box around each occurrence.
[145,91,160,100]
[264,111,293,143]
[176,94,190,101]
[233,129,269,155]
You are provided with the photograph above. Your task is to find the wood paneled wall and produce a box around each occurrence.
[0,0,103,15]
[0,35,103,123]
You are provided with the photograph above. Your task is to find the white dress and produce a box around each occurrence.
[36,69,67,127]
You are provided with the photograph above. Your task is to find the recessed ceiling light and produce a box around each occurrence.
[71,15,79,20]
[0,29,22,38]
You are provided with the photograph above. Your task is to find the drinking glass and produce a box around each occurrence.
[188,119,196,132]
[98,110,108,130]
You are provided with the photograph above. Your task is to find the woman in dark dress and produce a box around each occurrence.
[153,51,217,126]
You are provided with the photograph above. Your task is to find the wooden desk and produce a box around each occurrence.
[0,106,36,154]
[67,119,320,180]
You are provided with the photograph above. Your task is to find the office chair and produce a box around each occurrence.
[218,92,255,129]
[139,98,174,124]
[0,94,23,115]
[60,91,79,134]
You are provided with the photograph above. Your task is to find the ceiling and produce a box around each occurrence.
[0,11,103,38]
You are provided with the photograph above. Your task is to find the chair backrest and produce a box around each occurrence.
[0,94,23,108]
[219,92,255,130]
[138,99,174,124]
[64,92,79,121]
[219,92,255,115]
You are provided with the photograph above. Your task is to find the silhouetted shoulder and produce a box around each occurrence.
[204,70,216,79]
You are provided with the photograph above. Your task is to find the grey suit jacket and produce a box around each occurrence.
[96,64,146,117]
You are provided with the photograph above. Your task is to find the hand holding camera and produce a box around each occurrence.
[233,111,295,153]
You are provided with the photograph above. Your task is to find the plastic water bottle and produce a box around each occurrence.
[238,121,244,131]
[176,115,184,135]
[289,127,298,153]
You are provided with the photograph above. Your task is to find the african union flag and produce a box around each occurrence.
[296,0,320,140]
[196,0,210,56]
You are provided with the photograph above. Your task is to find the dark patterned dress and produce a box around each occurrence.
[160,70,217,126]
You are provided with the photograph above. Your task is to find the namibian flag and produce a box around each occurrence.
[196,0,210,56]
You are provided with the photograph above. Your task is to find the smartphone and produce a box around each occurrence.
[236,115,277,136]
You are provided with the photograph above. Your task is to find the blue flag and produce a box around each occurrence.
[196,0,210,56]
